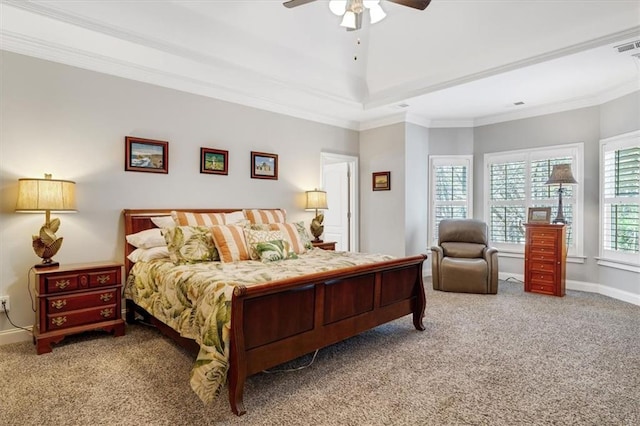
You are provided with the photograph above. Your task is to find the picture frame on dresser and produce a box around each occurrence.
[200,148,228,175]
[125,136,169,174]
[527,207,551,224]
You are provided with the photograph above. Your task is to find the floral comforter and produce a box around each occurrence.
[124,248,394,403]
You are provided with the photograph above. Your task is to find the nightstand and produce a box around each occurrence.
[32,261,125,354]
[312,241,336,251]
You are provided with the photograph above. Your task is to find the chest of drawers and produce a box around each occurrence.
[32,261,125,354]
[524,224,566,297]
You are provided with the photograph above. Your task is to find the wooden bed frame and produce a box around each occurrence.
[123,208,427,415]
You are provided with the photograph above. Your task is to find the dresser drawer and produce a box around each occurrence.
[46,288,119,313]
[529,271,556,285]
[529,248,556,261]
[529,283,556,295]
[529,234,557,248]
[46,305,117,331]
[529,261,555,273]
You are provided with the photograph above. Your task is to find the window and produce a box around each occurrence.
[429,156,473,245]
[484,144,583,256]
[600,131,640,267]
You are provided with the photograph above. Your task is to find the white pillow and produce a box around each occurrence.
[224,211,247,225]
[126,228,166,248]
[151,215,176,229]
[127,246,170,263]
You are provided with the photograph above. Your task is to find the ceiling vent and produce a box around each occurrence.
[615,40,640,54]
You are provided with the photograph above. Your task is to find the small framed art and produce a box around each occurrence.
[372,171,391,191]
[251,151,278,180]
[528,207,551,224]
[200,148,228,175]
[125,136,168,174]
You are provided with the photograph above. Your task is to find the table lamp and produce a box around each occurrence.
[544,164,577,224]
[16,174,77,267]
[305,189,328,242]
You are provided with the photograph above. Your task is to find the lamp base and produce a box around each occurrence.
[34,260,59,269]
[312,238,323,243]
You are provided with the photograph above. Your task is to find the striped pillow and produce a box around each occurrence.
[268,223,307,254]
[172,211,226,227]
[244,209,286,224]
[211,225,250,262]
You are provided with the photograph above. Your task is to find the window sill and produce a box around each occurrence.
[596,258,640,273]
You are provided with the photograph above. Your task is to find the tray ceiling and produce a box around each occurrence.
[1,0,639,129]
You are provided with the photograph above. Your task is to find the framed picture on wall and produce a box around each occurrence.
[372,171,391,191]
[527,207,551,224]
[125,136,169,174]
[251,151,278,180]
[200,148,228,175]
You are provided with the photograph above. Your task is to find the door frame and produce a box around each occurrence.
[320,152,359,252]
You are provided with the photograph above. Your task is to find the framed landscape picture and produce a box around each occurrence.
[372,171,391,191]
[251,151,278,180]
[528,207,551,224]
[125,136,168,174]
[200,148,228,175]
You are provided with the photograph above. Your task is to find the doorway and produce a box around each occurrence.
[320,152,358,252]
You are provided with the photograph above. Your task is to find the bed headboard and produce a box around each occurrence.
[122,208,275,275]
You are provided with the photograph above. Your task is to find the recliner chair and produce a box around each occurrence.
[431,219,499,294]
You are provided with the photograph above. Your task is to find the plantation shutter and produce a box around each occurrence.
[489,161,526,243]
[603,146,640,253]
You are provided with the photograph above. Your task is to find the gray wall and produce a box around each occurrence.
[0,51,359,334]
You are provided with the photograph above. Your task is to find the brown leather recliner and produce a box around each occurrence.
[431,219,499,294]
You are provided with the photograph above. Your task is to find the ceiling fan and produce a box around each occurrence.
[283,0,432,31]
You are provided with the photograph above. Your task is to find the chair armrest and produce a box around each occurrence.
[430,246,444,256]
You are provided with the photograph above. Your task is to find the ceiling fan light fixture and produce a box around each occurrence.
[328,0,347,16]
[340,11,357,29]
[368,3,386,24]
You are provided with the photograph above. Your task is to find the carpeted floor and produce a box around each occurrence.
[1,280,638,425]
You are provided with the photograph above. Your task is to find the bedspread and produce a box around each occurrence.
[124,248,394,403]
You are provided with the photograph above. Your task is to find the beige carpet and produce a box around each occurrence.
[1,280,639,425]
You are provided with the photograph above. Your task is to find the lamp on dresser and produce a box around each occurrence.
[305,188,328,243]
[16,173,77,268]
[545,164,577,224]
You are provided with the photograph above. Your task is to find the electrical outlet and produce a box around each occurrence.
[0,296,9,312]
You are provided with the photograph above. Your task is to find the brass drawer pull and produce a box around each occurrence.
[100,293,113,302]
[97,274,111,284]
[55,279,70,289]
[51,316,67,327]
[100,308,113,318]
[51,299,67,310]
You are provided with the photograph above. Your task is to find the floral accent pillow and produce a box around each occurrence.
[244,229,285,260]
[162,226,219,264]
[293,221,314,250]
[256,239,298,263]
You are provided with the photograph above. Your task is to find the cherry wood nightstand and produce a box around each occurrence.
[32,261,125,354]
[312,241,336,251]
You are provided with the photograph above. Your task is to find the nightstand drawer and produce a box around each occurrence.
[47,305,117,331]
[46,288,119,313]
[529,235,556,248]
[529,283,556,295]
[45,274,82,293]
[529,249,556,261]
[88,269,120,288]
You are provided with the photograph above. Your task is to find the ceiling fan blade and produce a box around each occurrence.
[283,0,317,8]
[386,0,432,10]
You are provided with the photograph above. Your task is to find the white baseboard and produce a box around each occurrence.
[497,272,640,306]
[0,326,33,346]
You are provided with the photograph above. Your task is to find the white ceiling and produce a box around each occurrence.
[1,0,639,130]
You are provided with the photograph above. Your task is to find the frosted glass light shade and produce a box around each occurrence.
[329,0,347,15]
[340,11,357,28]
[368,3,386,23]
